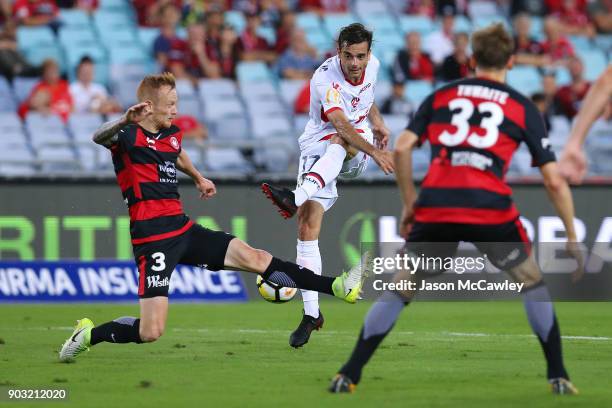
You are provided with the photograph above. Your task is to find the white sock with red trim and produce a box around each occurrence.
[294,143,347,206]
[297,239,322,318]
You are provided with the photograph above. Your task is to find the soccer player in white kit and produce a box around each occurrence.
[261,23,394,348]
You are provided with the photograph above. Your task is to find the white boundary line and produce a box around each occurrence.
[2,326,611,341]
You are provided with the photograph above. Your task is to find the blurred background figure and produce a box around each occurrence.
[380,81,413,117]
[153,4,189,78]
[541,16,575,63]
[237,12,277,63]
[19,59,73,122]
[391,31,434,83]
[438,31,470,82]
[555,56,590,119]
[275,28,318,79]
[70,56,121,114]
[423,7,455,66]
[513,13,549,67]
[0,21,42,80]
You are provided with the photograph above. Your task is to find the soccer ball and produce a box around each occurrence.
[256,275,297,303]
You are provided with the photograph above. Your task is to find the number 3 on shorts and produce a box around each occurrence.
[151,252,166,272]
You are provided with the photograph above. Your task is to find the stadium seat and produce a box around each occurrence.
[239,81,279,102]
[37,146,80,172]
[296,12,322,32]
[362,14,400,36]
[374,80,392,102]
[549,116,571,149]
[13,77,39,103]
[0,112,24,133]
[507,66,542,96]
[398,15,433,36]
[23,45,65,73]
[179,97,203,122]
[113,77,140,108]
[99,0,131,12]
[204,99,244,122]
[405,80,434,106]
[225,10,247,33]
[93,10,135,31]
[594,34,612,53]
[472,16,510,30]
[68,113,104,143]
[354,0,389,17]
[0,77,16,112]
[59,27,98,48]
[246,99,287,119]
[371,31,403,54]
[468,1,499,18]
[198,79,238,101]
[99,29,138,49]
[257,26,276,46]
[0,163,36,176]
[569,36,594,52]
[76,143,112,171]
[58,9,91,28]
[213,113,251,140]
[26,114,70,148]
[555,67,571,86]
[279,79,307,107]
[138,27,160,54]
[204,147,253,173]
[175,79,197,98]
[0,142,34,162]
[255,141,295,172]
[236,61,274,82]
[293,114,309,135]
[305,30,333,55]
[251,115,293,139]
[64,45,107,74]
[108,45,150,65]
[453,15,472,34]
[530,16,544,38]
[383,115,409,140]
[323,14,359,39]
[577,49,607,82]
[16,26,55,50]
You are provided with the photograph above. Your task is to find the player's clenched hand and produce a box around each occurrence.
[566,239,585,283]
[399,204,415,239]
[372,149,394,174]
[373,125,391,150]
[559,145,587,185]
[124,102,152,124]
[196,177,216,199]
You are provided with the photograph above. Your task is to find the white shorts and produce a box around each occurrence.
[296,130,373,212]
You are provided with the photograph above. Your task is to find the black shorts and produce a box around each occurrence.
[405,217,531,271]
[133,224,235,298]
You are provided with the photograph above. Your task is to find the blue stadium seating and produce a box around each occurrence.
[507,66,542,96]
[58,10,91,28]
[404,80,433,106]
[323,14,359,39]
[398,15,433,36]
[16,26,55,49]
[225,10,247,33]
[236,61,274,82]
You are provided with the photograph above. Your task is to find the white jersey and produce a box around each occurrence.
[298,54,380,150]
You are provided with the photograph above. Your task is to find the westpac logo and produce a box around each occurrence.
[147,275,169,288]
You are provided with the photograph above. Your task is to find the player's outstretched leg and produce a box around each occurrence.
[522,282,578,395]
[224,238,369,303]
[262,142,347,219]
[330,290,410,393]
[59,318,95,362]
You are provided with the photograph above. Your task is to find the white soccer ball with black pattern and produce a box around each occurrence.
[256,275,297,303]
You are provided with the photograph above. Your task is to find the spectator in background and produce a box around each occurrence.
[207,24,239,78]
[237,12,276,63]
[423,8,455,66]
[0,0,11,24]
[542,70,563,117]
[405,0,435,17]
[204,9,224,51]
[153,4,190,78]
[380,82,413,117]
[173,114,208,141]
[552,0,595,36]
[69,56,121,114]
[438,31,470,81]
[531,92,552,131]
[588,0,612,33]
[555,55,590,119]
[275,10,296,54]
[185,22,221,79]
[391,32,434,83]
[541,16,575,63]
[513,13,550,67]
[19,59,73,122]
[299,0,347,15]
[13,0,60,30]
[276,29,318,79]
[0,21,42,80]
[132,0,182,27]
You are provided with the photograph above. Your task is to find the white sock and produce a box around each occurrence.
[294,143,347,206]
[296,239,322,318]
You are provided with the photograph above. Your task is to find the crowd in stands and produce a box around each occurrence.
[0,0,611,176]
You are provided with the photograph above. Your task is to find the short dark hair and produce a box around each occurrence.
[471,23,514,70]
[337,23,373,51]
[78,56,94,66]
[531,92,546,104]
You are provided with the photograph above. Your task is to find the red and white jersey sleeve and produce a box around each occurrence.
[298,54,380,149]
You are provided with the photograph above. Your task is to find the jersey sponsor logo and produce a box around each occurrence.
[147,275,169,288]
[170,136,179,150]
[158,161,177,183]
[359,83,372,94]
[450,151,494,171]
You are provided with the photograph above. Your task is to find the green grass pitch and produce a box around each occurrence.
[1,300,611,408]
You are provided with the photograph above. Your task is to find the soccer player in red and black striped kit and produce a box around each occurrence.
[59,73,367,362]
[330,24,583,395]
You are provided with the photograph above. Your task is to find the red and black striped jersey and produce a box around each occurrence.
[406,77,555,225]
[110,123,193,244]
